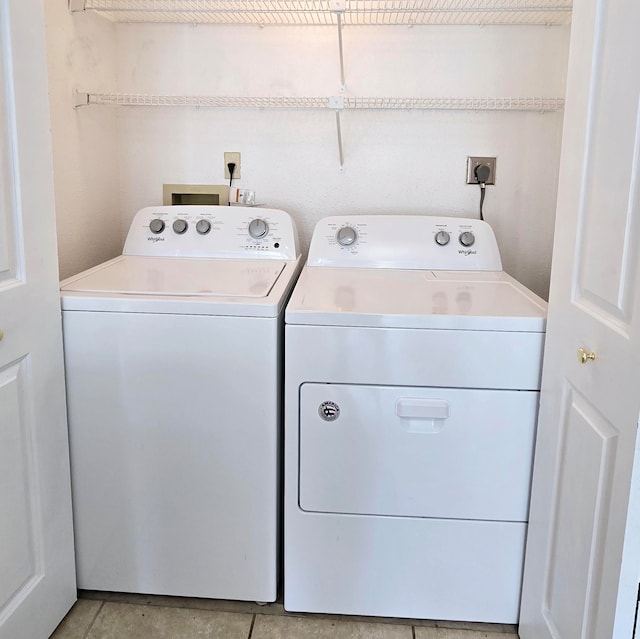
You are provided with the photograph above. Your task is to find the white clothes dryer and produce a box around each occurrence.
[61,205,301,602]
[284,215,547,623]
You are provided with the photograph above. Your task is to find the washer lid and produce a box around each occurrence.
[61,256,286,298]
[285,268,547,332]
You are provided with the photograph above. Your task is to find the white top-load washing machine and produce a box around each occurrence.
[61,205,301,602]
[284,215,547,623]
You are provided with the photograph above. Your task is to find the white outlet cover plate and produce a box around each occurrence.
[224,152,241,179]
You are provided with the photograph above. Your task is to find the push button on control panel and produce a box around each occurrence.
[173,219,188,235]
[149,219,165,234]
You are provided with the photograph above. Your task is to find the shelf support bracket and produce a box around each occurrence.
[330,0,346,91]
[329,96,345,171]
[74,90,90,108]
[69,0,86,12]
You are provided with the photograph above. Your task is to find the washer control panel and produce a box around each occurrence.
[123,205,300,259]
[307,215,502,271]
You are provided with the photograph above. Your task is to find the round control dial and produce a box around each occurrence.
[149,218,165,234]
[196,219,211,235]
[172,219,188,235]
[459,231,475,247]
[336,226,358,247]
[248,218,269,239]
[434,230,450,246]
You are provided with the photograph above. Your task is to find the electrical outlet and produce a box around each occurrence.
[224,152,241,180]
[466,156,496,185]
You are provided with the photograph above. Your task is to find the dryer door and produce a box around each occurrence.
[299,383,538,522]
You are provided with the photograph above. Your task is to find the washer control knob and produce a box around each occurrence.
[196,219,211,235]
[434,230,450,246]
[149,218,165,234]
[336,226,358,247]
[248,218,269,239]
[459,231,475,247]
[173,219,188,235]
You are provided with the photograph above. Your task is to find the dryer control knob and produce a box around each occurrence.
[196,219,211,235]
[248,218,269,239]
[459,231,475,247]
[173,219,188,235]
[434,230,450,246]
[149,218,165,234]
[336,226,358,247]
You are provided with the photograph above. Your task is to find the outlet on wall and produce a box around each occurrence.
[224,152,241,179]
[466,156,496,185]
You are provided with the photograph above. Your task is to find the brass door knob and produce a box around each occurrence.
[578,347,596,364]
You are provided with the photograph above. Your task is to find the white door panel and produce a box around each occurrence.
[544,385,619,638]
[0,0,76,637]
[519,0,640,637]
[0,361,40,610]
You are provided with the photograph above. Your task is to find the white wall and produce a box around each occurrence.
[46,14,569,299]
[44,4,121,280]
[113,23,568,298]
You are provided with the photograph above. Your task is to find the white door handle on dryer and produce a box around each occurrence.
[395,398,450,420]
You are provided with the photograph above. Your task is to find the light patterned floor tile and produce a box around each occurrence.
[415,621,516,633]
[414,627,518,639]
[84,602,252,639]
[50,599,103,639]
[81,590,279,616]
[78,592,514,633]
[252,613,413,638]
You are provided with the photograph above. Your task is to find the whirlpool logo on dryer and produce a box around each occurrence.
[147,236,165,242]
[459,249,477,256]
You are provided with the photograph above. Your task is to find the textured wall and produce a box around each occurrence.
[44,4,121,280]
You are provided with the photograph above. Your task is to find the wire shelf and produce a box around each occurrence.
[346,96,565,110]
[73,0,573,26]
[78,92,565,111]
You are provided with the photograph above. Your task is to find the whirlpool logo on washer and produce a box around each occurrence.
[147,236,165,242]
[318,401,340,422]
[458,249,477,256]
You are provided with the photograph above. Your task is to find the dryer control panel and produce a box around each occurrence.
[307,215,502,271]
[123,206,300,260]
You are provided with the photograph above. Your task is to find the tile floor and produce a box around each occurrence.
[50,592,520,639]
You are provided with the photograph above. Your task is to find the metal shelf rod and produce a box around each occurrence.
[335,111,344,171]
[336,10,346,91]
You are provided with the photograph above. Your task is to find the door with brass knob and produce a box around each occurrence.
[519,0,640,637]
